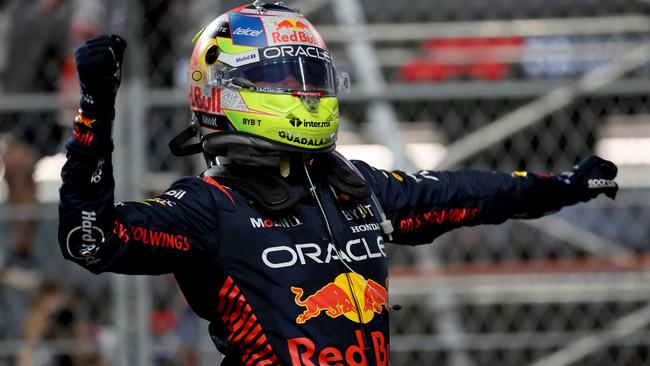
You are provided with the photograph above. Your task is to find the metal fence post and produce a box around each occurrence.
[112,1,152,365]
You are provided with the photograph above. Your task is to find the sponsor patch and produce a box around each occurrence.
[189,85,221,115]
[217,49,260,67]
[251,215,303,228]
[291,273,388,324]
[288,117,331,128]
[262,236,386,268]
[277,130,331,147]
[588,178,617,189]
[90,157,105,183]
[261,45,331,64]
[288,330,387,366]
[66,211,104,265]
[74,113,96,128]
[229,13,267,47]
[270,17,319,46]
[131,226,190,251]
[400,208,479,233]
[72,125,94,146]
[164,189,187,200]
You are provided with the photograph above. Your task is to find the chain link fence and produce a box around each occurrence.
[0,0,648,365]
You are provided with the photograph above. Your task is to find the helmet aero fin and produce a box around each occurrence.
[174,1,351,162]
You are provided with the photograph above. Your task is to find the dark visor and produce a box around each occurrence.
[222,58,338,96]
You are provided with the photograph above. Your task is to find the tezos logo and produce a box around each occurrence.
[66,211,104,265]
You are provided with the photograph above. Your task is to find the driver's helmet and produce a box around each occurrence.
[188,1,350,155]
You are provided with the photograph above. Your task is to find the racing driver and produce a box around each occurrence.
[59,2,619,365]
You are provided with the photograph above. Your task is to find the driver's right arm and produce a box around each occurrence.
[58,35,221,275]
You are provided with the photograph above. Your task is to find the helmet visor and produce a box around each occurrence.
[219,58,340,96]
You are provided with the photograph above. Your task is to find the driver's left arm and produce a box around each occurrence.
[353,156,618,245]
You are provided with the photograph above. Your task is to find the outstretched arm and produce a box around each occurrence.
[58,35,216,274]
[354,156,618,245]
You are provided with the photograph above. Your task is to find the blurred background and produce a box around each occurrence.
[0,0,649,365]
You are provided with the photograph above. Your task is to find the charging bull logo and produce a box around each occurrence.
[291,273,388,324]
[276,18,308,30]
[74,113,96,128]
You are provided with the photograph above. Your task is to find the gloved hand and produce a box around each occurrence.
[75,34,127,120]
[557,155,619,201]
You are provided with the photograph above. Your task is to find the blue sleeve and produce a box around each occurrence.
[353,160,572,245]
[58,116,222,275]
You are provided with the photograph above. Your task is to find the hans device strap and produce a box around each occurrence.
[200,153,373,213]
[315,153,373,198]
[200,164,300,212]
[199,153,394,240]
[169,126,203,156]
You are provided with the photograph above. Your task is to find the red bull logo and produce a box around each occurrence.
[188,85,221,114]
[271,17,319,46]
[74,113,96,128]
[364,279,389,314]
[291,273,388,324]
[276,18,308,30]
[72,125,94,146]
[288,330,388,366]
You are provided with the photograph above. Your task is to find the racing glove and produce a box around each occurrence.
[556,154,619,201]
[70,34,126,155]
[513,154,618,214]
[75,34,126,121]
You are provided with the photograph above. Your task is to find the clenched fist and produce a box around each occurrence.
[559,155,619,201]
[75,34,127,120]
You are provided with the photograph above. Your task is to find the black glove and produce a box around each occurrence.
[558,155,619,201]
[75,34,127,120]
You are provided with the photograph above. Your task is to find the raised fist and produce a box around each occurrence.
[75,34,127,119]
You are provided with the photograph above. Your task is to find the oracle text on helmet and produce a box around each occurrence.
[262,45,331,64]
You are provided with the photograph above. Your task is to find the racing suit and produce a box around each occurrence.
[59,121,617,366]
[60,34,618,366]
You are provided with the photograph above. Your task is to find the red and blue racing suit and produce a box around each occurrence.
[59,121,587,366]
